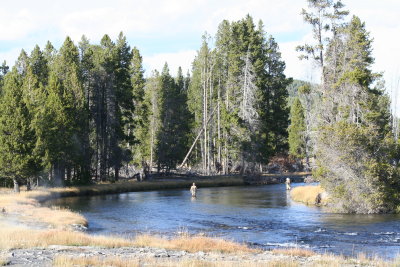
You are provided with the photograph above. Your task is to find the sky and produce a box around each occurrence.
[0,0,399,112]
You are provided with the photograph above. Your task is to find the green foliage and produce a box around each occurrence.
[0,69,40,181]
[130,47,148,166]
[288,98,306,159]
[307,11,400,213]
[188,15,290,173]
[155,64,191,171]
[0,19,291,185]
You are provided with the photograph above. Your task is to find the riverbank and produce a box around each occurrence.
[0,178,398,266]
[1,241,399,266]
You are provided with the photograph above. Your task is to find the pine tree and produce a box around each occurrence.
[0,61,9,86]
[114,32,134,180]
[288,98,306,159]
[186,15,290,174]
[131,47,149,170]
[0,69,39,192]
[311,14,400,213]
[145,70,162,171]
[32,37,87,185]
[156,63,183,172]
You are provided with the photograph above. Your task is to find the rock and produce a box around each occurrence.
[304,176,315,183]
[71,224,87,231]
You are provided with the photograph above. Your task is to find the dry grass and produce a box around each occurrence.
[290,185,327,205]
[0,227,254,254]
[266,260,299,267]
[133,234,257,254]
[309,253,400,267]
[53,253,400,267]
[0,227,132,249]
[0,191,87,229]
[0,257,7,266]
[54,255,141,267]
[272,248,316,257]
[53,255,297,267]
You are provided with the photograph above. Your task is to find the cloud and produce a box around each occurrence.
[0,9,37,41]
[279,41,319,83]
[0,48,25,66]
[0,0,399,112]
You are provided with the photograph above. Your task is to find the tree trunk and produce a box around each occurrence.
[53,161,65,187]
[217,83,221,169]
[26,178,31,191]
[114,166,119,181]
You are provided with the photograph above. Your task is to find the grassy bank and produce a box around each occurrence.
[0,227,254,253]
[1,179,398,266]
[290,185,327,206]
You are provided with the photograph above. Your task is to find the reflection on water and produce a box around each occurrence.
[49,183,400,259]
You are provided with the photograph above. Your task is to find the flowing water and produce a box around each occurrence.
[49,183,400,258]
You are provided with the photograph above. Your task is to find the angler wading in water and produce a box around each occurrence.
[285,178,291,190]
[190,183,197,197]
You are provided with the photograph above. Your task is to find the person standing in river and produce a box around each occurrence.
[285,178,291,190]
[190,183,197,197]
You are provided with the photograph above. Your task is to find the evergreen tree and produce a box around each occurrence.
[131,47,150,175]
[0,61,9,86]
[156,63,185,172]
[144,70,162,171]
[33,37,87,185]
[0,69,39,192]
[187,15,290,174]
[114,32,134,180]
[288,97,306,159]
[306,11,400,213]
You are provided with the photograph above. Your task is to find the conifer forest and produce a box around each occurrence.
[0,0,399,214]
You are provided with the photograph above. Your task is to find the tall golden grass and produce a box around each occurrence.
[0,257,6,266]
[1,227,399,266]
[52,253,400,267]
[133,234,256,253]
[272,248,316,257]
[0,227,254,254]
[53,256,296,267]
[0,191,87,229]
[311,253,400,267]
[290,185,327,206]
[0,228,131,249]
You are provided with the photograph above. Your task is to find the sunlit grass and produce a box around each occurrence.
[133,234,257,254]
[0,226,255,254]
[0,227,131,249]
[53,253,400,267]
[53,255,296,267]
[0,191,87,229]
[290,185,327,205]
[0,257,7,266]
[309,253,400,267]
[272,248,316,257]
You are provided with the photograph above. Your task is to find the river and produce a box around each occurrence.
[49,183,400,258]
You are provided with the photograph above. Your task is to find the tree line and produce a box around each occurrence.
[0,15,291,191]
